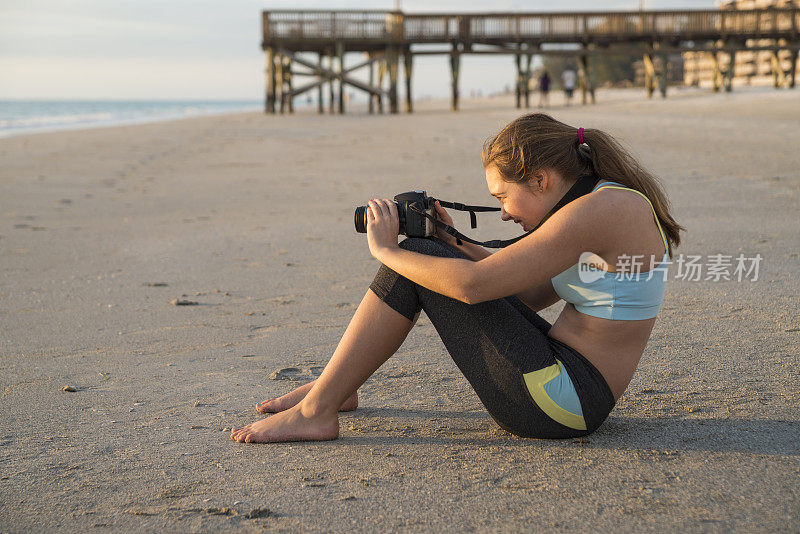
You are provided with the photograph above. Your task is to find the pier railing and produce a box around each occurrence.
[263,8,800,46]
[261,8,799,115]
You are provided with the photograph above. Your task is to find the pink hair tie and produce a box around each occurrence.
[578,127,585,144]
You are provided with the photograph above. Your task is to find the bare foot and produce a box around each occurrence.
[230,403,339,443]
[256,380,358,414]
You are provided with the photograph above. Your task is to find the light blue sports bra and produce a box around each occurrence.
[550,181,669,321]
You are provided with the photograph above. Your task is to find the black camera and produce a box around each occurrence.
[354,190,436,238]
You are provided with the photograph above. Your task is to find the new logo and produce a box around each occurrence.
[577,251,609,283]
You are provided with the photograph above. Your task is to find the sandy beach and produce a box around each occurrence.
[1,87,798,532]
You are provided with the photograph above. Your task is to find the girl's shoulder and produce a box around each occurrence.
[590,182,656,219]
[549,181,655,247]
[584,182,666,256]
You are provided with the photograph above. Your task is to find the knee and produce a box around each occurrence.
[398,237,434,252]
[399,237,464,259]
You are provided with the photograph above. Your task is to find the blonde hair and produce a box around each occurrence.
[482,113,684,258]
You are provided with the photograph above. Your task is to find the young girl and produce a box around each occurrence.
[231,113,684,443]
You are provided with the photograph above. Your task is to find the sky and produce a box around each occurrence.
[0,0,720,101]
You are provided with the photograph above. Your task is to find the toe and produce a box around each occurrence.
[258,399,280,413]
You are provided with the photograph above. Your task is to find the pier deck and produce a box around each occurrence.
[261,8,800,113]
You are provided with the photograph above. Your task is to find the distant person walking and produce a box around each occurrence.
[538,70,551,108]
[562,67,577,107]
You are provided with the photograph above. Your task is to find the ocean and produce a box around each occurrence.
[0,100,262,138]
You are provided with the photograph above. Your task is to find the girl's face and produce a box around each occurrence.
[485,164,555,232]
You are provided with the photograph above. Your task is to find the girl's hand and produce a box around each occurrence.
[366,198,400,260]
[433,200,458,247]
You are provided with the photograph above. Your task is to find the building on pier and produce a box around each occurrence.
[683,0,800,89]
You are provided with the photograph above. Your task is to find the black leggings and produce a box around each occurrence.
[369,237,615,439]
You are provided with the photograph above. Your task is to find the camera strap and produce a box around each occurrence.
[432,200,499,229]
[415,174,601,249]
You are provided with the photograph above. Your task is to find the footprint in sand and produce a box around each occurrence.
[268,367,304,380]
[249,325,278,333]
[170,298,199,306]
[268,296,295,305]
[246,508,273,519]
[269,366,325,381]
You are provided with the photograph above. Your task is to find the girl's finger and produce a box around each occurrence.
[384,199,398,218]
[373,199,388,217]
[369,199,382,218]
[383,198,397,217]
[435,202,453,222]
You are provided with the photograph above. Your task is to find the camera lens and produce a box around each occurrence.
[354,206,368,233]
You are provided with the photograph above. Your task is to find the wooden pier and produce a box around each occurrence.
[261,8,800,114]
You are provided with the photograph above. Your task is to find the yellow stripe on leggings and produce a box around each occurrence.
[522,362,587,431]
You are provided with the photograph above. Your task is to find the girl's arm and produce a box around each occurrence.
[369,195,606,305]
[516,281,561,312]
[451,240,492,262]
[374,247,479,303]
[433,202,558,309]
